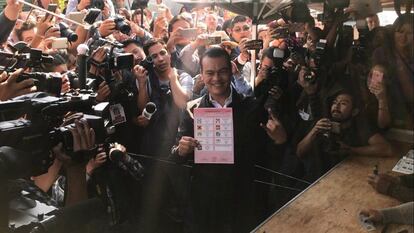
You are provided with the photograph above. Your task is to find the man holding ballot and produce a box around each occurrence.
[170,47,287,233]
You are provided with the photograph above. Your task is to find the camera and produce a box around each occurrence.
[90,0,104,10]
[59,22,78,42]
[131,0,149,10]
[114,15,131,35]
[16,72,62,96]
[0,45,53,71]
[310,39,327,68]
[302,66,317,84]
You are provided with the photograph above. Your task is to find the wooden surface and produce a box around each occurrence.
[252,155,413,233]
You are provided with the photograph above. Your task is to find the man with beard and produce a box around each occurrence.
[133,39,193,232]
[296,90,393,182]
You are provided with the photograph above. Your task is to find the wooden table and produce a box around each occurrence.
[252,155,413,233]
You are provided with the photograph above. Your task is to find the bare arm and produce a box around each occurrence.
[169,69,190,109]
[349,133,393,157]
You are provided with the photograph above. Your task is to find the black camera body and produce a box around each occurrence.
[114,15,131,35]
[59,22,78,42]
[16,72,62,96]
[131,0,149,10]
[90,0,104,10]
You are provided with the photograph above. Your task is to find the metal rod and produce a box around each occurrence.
[127,152,193,169]
[255,164,312,185]
[17,0,87,28]
[254,180,303,192]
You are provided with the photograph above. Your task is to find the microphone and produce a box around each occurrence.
[30,198,106,233]
[109,149,144,181]
[142,102,157,120]
[76,44,89,90]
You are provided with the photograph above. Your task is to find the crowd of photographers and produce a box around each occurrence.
[0,0,413,232]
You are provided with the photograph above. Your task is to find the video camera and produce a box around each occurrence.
[0,92,115,180]
[88,38,135,103]
[0,44,64,96]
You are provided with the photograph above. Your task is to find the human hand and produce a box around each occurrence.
[153,16,168,39]
[44,26,61,39]
[5,0,23,21]
[360,209,383,223]
[178,136,199,156]
[96,81,110,102]
[268,86,283,100]
[193,34,209,47]
[77,0,91,11]
[367,173,399,195]
[166,27,185,50]
[260,108,286,143]
[69,119,96,152]
[0,69,36,101]
[136,115,150,127]
[102,0,111,19]
[311,118,332,136]
[192,76,205,95]
[86,150,107,174]
[98,19,116,37]
[36,15,54,38]
[238,38,250,60]
[133,65,148,86]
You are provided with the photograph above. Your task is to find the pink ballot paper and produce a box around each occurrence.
[193,108,234,164]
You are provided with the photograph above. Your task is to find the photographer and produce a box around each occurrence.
[134,39,192,156]
[32,117,96,206]
[296,91,393,182]
[66,0,115,19]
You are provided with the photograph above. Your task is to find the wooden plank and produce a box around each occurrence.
[252,155,411,233]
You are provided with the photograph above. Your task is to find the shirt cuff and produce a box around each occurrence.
[237,54,248,65]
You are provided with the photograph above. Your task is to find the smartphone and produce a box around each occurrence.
[46,4,58,21]
[52,38,68,49]
[84,9,101,24]
[180,28,198,39]
[245,39,263,50]
[206,36,221,45]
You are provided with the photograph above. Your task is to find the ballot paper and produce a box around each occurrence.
[194,108,234,164]
[392,150,414,174]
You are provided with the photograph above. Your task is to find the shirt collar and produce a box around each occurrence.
[209,87,233,108]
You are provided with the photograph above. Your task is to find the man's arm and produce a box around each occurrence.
[0,0,23,43]
[169,69,190,109]
[348,133,393,157]
[133,65,150,112]
[297,118,331,158]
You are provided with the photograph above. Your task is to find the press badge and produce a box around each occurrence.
[299,109,310,121]
[109,104,127,125]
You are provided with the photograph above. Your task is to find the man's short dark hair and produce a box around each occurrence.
[122,39,142,48]
[143,38,166,55]
[41,51,68,72]
[230,15,248,29]
[168,15,192,34]
[200,47,231,72]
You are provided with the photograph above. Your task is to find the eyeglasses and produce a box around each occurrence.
[149,49,168,60]
[233,25,251,33]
